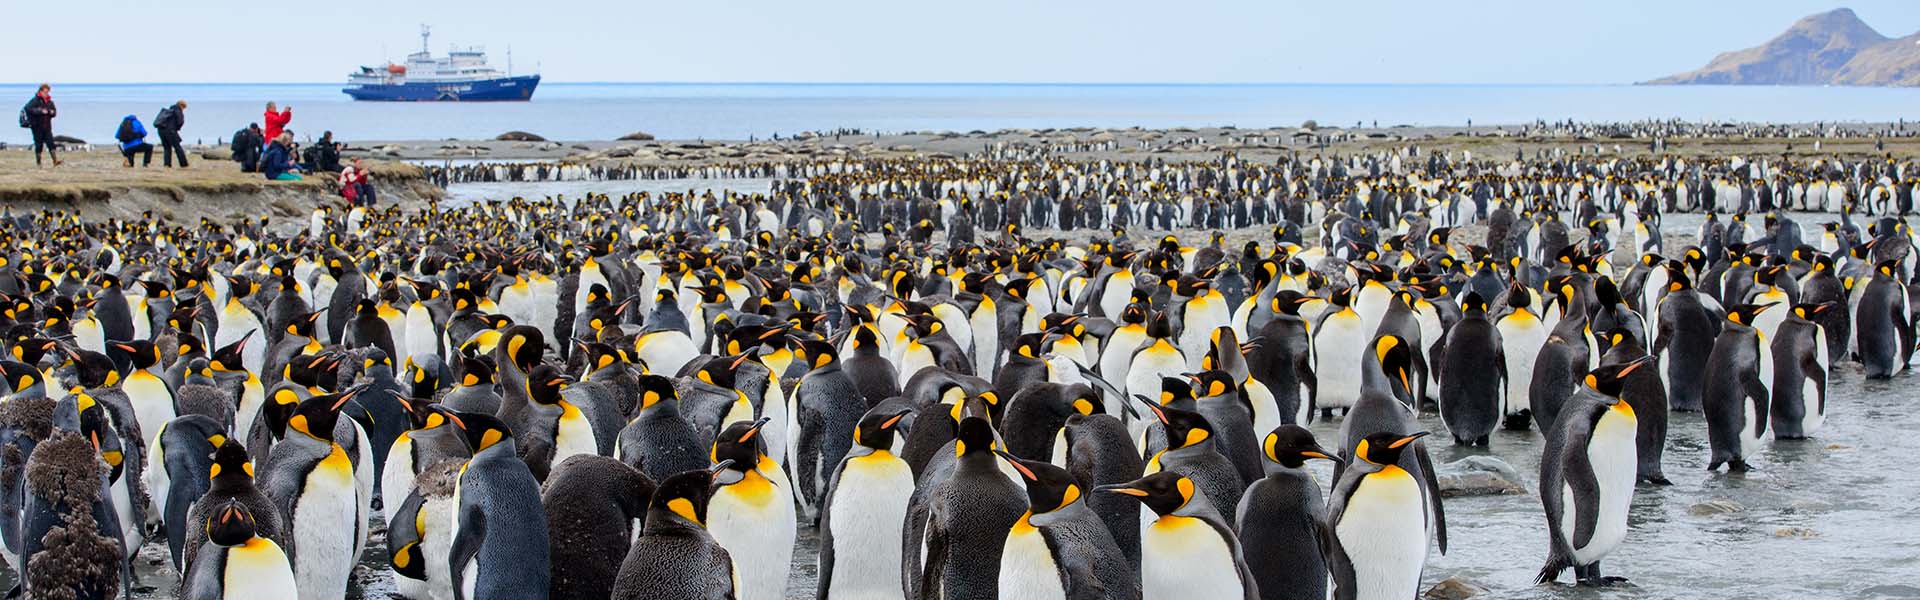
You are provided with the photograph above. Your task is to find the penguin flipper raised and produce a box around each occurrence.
[448,507,486,600]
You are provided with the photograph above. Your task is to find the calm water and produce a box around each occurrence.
[5,83,1920,145]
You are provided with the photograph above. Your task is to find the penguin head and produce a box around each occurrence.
[1269,290,1310,316]
[1096,471,1194,518]
[456,411,515,454]
[635,374,678,412]
[953,416,998,458]
[995,449,1084,516]
[1144,311,1173,339]
[498,325,545,373]
[204,499,263,548]
[11,336,57,366]
[651,460,734,529]
[1583,357,1651,401]
[711,417,772,475]
[791,339,838,369]
[525,364,572,406]
[65,391,123,477]
[1012,332,1049,359]
[1723,303,1777,328]
[63,348,117,388]
[1153,376,1195,407]
[207,438,255,483]
[1790,301,1838,323]
[1371,334,1414,394]
[577,341,624,374]
[1352,431,1429,468]
[0,360,42,394]
[1460,291,1489,314]
[1188,370,1236,400]
[852,407,911,451]
[209,335,254,373]
[1133,396,1211,450]
[287,391,356,442]
[454,354,495,388]
[1262,425,1341,469]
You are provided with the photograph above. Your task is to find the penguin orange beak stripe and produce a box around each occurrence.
[739,417,771,442]
[881,413,907,430]
[1388,431,1431,449]
[1100,487,1149,497]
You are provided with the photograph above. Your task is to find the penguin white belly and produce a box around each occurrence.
[113,474,139,560]
[143,427,170,528]
[396,495,457,600]
[1141,516,1243,600]
[931,304,973,358]
[73,319,105,356]
[1100,328,1146,380]
[1804,329,1830,434]
[1244,379,1280,438]
[126,372,176,450]
[380,437,417,523]
[1335,470,1427,600]
[221,538,299,600]
[553,404,599,464]
[971,303,1000,378]
[1099,274,1136,321]
[1178,299,1230,371]
[1313,315,1369,410]
[1571,412,1638,565]
[760,372,791,468]
[999,524,1067,600]
[292,447,361,600]
[217,304,269,374]
[824,454,913,600]
[708,466,797,600]
[235,378,264,443]
[1746,340,1774,458]
[404,307,438,365]
[897,344,938,389]
[1498,316,1548,416]
[634,330,698,376]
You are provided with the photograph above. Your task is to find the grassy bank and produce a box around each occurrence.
[0,148,441,220]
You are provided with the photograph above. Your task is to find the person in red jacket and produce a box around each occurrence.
[263,101,292,141]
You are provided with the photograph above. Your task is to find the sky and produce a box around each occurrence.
[5,1,1919,84]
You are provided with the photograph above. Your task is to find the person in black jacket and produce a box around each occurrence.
[231,123,263,172]
[23,84,59,167]
[155,100,189,168]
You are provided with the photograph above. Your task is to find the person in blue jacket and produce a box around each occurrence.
[114,114,153,167]
[261,132,302,180]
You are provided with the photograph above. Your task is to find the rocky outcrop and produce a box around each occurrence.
[495,131,547,142]
[1648,8,1920,86]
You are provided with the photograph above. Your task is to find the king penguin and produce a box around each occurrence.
[1703,303,1776,472]
[1328,431,1434,600]
[1235,425,1340,600]
[993,450,1138,600]
[1537,360,1646,587]
[448,412,551,600]
[257,392,365,600]
[179,499,298,600]
[816,407,914,600]
[1438,292,1506,445]
[611,462,737,600]
[1099,471,1259,600]
[1312,287,1369,417]
[706,418,797,600]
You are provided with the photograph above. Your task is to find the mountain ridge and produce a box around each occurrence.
[1646,8,1920,86]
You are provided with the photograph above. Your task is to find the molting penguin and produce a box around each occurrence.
[994,450,1138,600]
[610,462,737,600]
[1235,425,1340,600]
[542,454,655,600]
[1537,360,1646,587]
[1099,471,1258,600]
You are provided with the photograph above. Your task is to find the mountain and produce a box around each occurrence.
[1646,8,1920,86]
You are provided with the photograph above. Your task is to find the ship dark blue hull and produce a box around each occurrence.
[343,74,540,101]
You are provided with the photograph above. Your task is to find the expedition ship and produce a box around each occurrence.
[343,26,539,102]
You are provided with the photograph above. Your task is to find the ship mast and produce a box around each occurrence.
[419,24,431,54]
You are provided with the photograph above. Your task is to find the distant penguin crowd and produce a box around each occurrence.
[0,143,1913,599]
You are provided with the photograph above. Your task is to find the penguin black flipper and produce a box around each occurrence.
[1415,442,1448,555]
[918,515,951,600]
[1324,471,1364,600]
[1296,355,1318,424]
[448,508,487,600]
[387,489,428,581]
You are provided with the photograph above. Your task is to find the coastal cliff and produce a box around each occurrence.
[1646,8,1920,86]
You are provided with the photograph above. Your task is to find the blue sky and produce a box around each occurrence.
[6,1,1918,84]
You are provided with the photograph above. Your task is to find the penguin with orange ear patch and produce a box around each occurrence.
[1099,471,1257,600]
[1538,360,1647,587]
[1703,303,1777,472]
[1328,431,1436,600]
[257,390,370,600]
[612,461,737,599]
[994,449,1137,600]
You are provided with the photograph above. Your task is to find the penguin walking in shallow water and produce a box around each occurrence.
[1855,260,1911,379]
[994,450,1138,600]
[1328,431,1434,600]
[1770,303,1832,439]
[612,462,737,600]
[706,418,796,600]
[180,499,298,600]
[1703,303,1776,472]
[1438,292,1505,445]
[1236,425,1340,600]
[1537,361,1646,587]
[1493,283,1547,429]
[1653,269,1720,411]
[816,407,914,600]
[1598,328,1672,485]
[1100,471,1259,600]
[448,412,551,600]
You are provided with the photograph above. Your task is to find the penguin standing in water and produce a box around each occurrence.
[706,418,796,600]
[448,412,551,600]
[1537,361,1646,587]
[1855,260,1911,379]
[1770,303,1832,439]
[612,462,737,600]
[1099,471,1258,600]
[1312,287,1369,417]
[1493,283,1547,429]
[1327,431,1434,600]
[257,392,365,600]
[542,454,655,600]
[1236,425,1341,600]
[1703,303,1776,472]
[1653,268,1720,411]
[179,500,298,600]
[816,408,914,600]
[1438,292,1506,445]
[1598,328,1672,485]
[994,450,1138,600]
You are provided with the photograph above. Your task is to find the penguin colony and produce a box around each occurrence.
[0,146,1910,600]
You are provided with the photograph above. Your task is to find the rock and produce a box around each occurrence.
[199,148,232,161]
[1688,500,1746,516]
[889,145,916,152]
[1863,584,1920,597]
[605,147,637,158]
[495,131,546,142]
[1775,526,1819,538]
[1424,577,1488,600]
[617,131,655,141]
[1435,456,1525,497]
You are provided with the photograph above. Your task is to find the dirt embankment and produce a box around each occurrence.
[0,150,441,220]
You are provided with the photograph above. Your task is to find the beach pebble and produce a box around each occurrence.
[1425,577,1488,599]
[1689,500,1746,516]
[1436,456,1525,497]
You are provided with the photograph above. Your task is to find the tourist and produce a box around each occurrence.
[155,100,190,168]
[231,123,264,172]
[263,101,292,141]
[339,158,377,206]
[261,132,302,181]
[304,131,343,172]
[21,84,60,167]
[114,114,154,167]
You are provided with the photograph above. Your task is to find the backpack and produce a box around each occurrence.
[116,117,137,143]
[16,106,26,129]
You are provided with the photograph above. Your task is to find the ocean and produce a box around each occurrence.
[3,82,1919,146]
